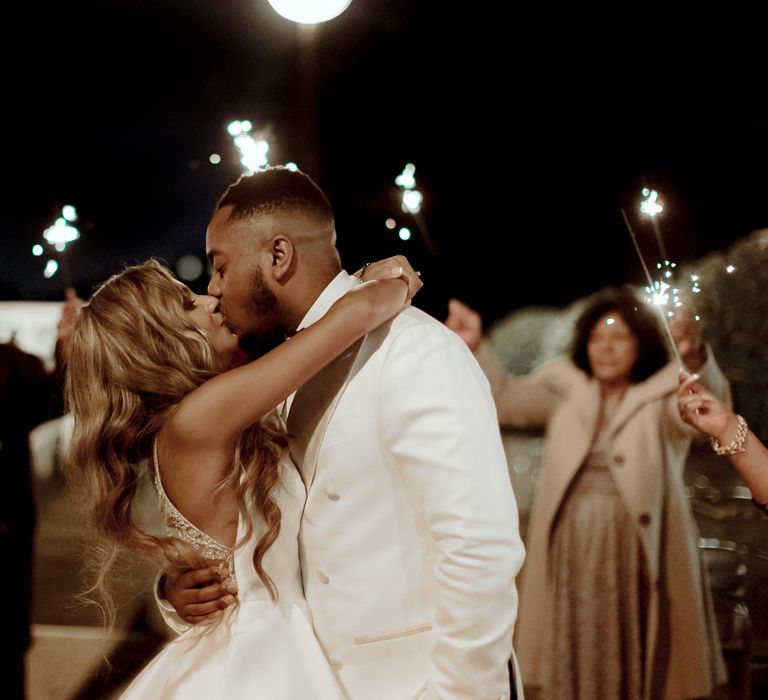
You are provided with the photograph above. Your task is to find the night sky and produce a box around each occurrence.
[3,2,767,326]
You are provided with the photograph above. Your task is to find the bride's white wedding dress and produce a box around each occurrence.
[120,451,344,699]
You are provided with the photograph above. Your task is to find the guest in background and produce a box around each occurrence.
[446,289,729,699]
[0,289,83,699]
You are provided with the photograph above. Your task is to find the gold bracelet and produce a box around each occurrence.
[710,414,749,456]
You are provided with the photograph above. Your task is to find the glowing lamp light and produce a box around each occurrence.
[266,0,352,25]
[385,218,396,230]
[61,205,77,222]
[209,153,221,164]
[399,227,411,241]
[32,244,44,256]
[285,162,299,172]
[726,265,736,274]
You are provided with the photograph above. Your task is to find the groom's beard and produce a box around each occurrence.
[246,265,279,327]
[238,266,281,359]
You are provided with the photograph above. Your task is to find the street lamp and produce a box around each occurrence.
[265,0,353,178]
[266,0,352,24]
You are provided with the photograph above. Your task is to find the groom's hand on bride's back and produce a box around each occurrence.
[163,566,238,624]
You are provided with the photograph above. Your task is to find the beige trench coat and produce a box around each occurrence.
[477,345,729,699]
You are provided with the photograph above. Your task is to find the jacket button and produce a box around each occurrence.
[613,454,625,466]
[325,485,340,501]
[317,570,330,584]
[329,658,343,671]
[639,513,651,526]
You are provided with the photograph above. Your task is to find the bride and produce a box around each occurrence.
[64,257,418,698]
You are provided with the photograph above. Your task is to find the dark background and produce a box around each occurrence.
[2,1,767,326]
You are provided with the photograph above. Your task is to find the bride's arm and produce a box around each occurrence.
[169,275,412,451]
[155,273,412,549]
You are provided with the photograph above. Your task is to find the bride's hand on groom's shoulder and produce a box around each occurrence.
[163,565,239,624]
[354,254,423,302]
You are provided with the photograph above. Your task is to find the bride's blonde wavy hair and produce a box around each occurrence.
[64,259,287,628]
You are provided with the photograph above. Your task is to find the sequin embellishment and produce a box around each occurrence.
[151,441,235,581]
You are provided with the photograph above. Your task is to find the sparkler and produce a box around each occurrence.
[639,188,668,263]
[620,208,684,368]
[637,187,705,313]
[34,205,80,289]
[635,186,707,340]
[227,120,271,173]
[394,163,436,257]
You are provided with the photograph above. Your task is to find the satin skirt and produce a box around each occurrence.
[120,599,345,700]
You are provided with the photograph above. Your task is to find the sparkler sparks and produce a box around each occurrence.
[620,208,684,367]
[640,188,663,217]
[393,163,436,256]
[227,120,270,173]
[34,205,81,284]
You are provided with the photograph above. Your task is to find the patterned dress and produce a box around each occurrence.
[542,398,649,699]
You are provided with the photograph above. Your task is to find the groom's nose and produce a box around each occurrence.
[208,275,221,297]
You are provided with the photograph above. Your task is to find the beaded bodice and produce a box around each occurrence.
[151,441,235,579]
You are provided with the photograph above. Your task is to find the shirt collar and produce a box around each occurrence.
[295,270,357,333]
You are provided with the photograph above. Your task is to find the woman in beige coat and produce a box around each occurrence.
[447,289,729,699]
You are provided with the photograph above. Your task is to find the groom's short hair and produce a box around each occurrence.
[216,166,334,226]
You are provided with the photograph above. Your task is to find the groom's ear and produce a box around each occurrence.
[269,236,294,282]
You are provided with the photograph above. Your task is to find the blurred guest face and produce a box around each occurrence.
[587,312,639,386]
[184,290,239,363]
[668,307,700,358]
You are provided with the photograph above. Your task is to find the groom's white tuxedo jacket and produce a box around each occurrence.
[156,271,525,699]
[286,272,525,700]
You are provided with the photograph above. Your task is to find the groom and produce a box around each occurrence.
[159,166,525,699]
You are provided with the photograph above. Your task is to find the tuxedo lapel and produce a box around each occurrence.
[286,337,365,488]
